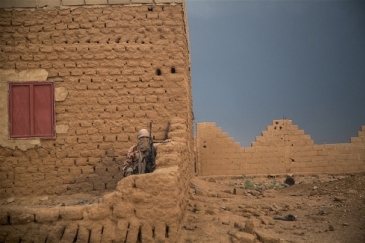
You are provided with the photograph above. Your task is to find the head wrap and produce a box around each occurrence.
[137,129,150,139]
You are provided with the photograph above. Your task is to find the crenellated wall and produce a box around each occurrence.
[197,120,365,176]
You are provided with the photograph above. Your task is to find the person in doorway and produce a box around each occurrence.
[123,129,156,177]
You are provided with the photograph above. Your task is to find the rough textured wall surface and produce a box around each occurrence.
[0,2,193,198]
[0,2,194,241]
[0,141,192,242]
[197,120,365,176]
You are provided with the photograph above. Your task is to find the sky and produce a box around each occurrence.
[185,0,365,147]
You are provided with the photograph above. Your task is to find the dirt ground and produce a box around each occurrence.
[178,173,365,243]
[2,173,364,243]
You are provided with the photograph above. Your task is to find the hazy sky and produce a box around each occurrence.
[186,0,365,147]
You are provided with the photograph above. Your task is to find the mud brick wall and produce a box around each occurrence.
[0,140,193,242]
[197,120,365,176]
[0,2,194,198]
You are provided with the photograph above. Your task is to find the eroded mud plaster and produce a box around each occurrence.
[0,69,68,151]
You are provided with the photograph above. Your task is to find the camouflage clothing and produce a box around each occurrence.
[123,136,156,177]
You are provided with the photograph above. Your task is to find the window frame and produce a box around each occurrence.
[8,81,56,139]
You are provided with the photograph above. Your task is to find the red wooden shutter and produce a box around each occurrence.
[33,84,54,137]
[9,82,55,138]
[10,84,31,137]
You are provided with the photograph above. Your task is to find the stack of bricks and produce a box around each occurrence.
[0,1,194,197]
[197,120,365,176]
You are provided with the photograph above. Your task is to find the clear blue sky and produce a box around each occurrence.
[186,0,365,147]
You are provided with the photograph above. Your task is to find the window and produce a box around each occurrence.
[9,82,55,138]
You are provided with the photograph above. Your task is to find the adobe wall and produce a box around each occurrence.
[0,1,194,241]
[0,1,194,197]
[197,120,365,176]
[0,141,191,242]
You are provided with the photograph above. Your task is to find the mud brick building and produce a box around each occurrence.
[197,120,365,176]
[0,0,193,197]
[0,1,194,241]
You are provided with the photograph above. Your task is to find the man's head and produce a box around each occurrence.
[137,129,150,139]
[137,129,150,152]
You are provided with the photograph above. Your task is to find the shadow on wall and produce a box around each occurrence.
[196,120,365,176]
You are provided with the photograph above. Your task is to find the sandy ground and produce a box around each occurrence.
[2,173,364,243]
[178,173,365,243]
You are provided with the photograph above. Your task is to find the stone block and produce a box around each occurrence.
[59,206,84,220]
[9,210,34,224]
[34,208,59,223]
[351,137,361,143]
[83,204,110,220]
[108,0,130,4]
[0,0,12,8]
[56,124,69,134]
[131,0,153,3]
[85,0,107,4]
[38,0,61,7]
[55,87,69,101]
[62,0,84,5]
[13,0,37,8]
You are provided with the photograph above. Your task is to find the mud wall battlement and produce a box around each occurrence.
[197,120,365,176]
[0,140,192,242]
[0,2,194,198]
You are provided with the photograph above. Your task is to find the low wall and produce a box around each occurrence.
[197,120,365,176]
[0,139,193,242]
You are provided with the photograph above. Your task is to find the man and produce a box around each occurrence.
[123,128,156,177]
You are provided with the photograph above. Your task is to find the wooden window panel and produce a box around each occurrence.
[33,84,54,137]
[9,82,55,138]
[10,85,31,137]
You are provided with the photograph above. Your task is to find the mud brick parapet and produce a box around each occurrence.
[0,140,193,242]
[197,120,365,176]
